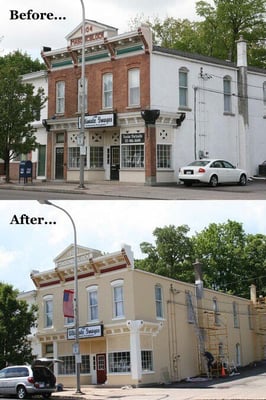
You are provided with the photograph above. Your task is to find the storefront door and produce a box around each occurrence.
[96,353,107,384]
[55,147,64,180]
[110,146,120,180]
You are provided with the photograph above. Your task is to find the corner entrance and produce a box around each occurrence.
[96,353,107,384]
[110,146,120,180]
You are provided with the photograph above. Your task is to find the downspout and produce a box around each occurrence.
[193,86,198,160]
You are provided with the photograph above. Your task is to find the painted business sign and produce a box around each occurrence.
[67,325,103,340]
[121,133,145,144]
[78,113,116,129]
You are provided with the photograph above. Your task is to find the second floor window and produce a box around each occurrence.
[179,68,188,108]
[233,301,239,328]
[44,297,53,328]
[112,280,124,318]
[103,73,113,109]
[128,68,140,106]
[88,286,98,321]
[78,78,88,113]
[223,76,232,113]
[155,284,163,318]
[56,81,65,114]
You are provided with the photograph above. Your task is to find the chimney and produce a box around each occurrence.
[194,259,203,299]
[236,35,247,67]
[250,284,257,304]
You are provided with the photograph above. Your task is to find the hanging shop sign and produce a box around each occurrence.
[67,324,104,340]
[78,113,116,129]
[121,133,145,144]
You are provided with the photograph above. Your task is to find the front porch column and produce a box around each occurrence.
[141,110,160,186]
[126,320,144,382]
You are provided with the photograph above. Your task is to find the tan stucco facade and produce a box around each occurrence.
[30,244,265,386]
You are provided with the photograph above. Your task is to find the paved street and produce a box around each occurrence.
[0,179,266,200]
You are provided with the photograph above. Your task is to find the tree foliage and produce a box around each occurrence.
[135,225,195,282]
[0,283,37,368]
[0,52,46,182]
[148,0,266,68]
[136,221,266,298]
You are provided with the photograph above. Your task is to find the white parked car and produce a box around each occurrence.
[178,159,248,187]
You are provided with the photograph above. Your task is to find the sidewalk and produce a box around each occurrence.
[0,179,184,200]
[1,177,266,200]
[52,363,266,400]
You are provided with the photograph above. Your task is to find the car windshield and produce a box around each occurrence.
[188,160,210,167]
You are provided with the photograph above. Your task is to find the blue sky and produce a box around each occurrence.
[0,200,265,293]
[1,0,201,59]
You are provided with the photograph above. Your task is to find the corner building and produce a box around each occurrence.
[30,244,266,386]
[43,21,155,183]
[42,20,266,183]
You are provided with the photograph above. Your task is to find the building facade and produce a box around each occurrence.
[30,244,266,387]
[0,71,48,181]
[40,20,266,184]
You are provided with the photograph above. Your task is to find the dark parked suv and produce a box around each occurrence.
[0,365,56,399]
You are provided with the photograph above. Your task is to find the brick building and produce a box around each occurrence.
[39,20,266,183]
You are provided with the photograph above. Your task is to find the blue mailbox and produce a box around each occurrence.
[19,160,33,183]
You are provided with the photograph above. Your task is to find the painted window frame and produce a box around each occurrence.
[111,279,125,319]
[87,285,99,322]
[56,81,65,114]
[43,295,53,328]
[102,73,113,109]
[128,68,140,107]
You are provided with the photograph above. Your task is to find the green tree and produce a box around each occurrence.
[0,50,45,74]
[244,234,266,295]
[135,225,195,282]
[149,0,266,68]
[0,52,46,182]
[193,220,248,295]
[196,0,266,65]
[0,283,37,368]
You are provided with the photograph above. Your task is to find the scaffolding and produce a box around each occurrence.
[254,296,266,360]
[202,311,229,376]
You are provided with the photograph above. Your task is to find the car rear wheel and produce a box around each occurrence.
[17,385,27,399]
[238,174,247,186]
[42,393,52,399]
[209,175,218,187]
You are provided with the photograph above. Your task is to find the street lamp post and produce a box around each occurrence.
[79,0,86,188]
[38,200,82,393]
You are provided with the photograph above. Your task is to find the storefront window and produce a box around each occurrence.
[90,147,103,168]
[141,351,153,371]
[58,355,90,375]
[108,352,131,373]
[157,144,172,168]
[68,147,87,168]
[121,145,144,168]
